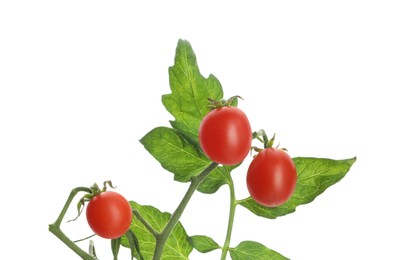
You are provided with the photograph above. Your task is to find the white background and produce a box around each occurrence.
[1,1,408,259]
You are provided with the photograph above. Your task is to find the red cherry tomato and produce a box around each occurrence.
[199,106,252,165]
[246,148,297,207]
[86,191,132,239]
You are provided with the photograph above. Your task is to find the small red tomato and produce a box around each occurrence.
[86,191,132,239]
[199,106,252,165]
[246,148,297,207]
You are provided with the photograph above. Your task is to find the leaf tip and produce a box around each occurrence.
[177,38,191,47]
[347,156,357,166]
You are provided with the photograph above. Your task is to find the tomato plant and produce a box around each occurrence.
[49,40,356,260]
[86,191,132,239]
[199,105,252,166]
[247,148,297,207]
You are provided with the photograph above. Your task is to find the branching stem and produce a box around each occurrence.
[50,163,219,260]
[151,162,219,260]
[49,187,96,260]
[132,208,160,237]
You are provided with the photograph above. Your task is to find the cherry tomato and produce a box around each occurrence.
[246,148,297,207]
[199,106,252,165]
[86,191,132,239]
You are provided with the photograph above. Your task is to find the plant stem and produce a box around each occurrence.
[220,173,237,260]
[152,162,219,260]
[73,234,96,243]
[132,208,160,237]
[49,187,96,260]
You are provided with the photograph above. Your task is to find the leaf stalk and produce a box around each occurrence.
[220,173,237,260]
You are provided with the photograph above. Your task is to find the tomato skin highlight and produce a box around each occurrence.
[246,148,297,207]
[86,191,132,239]
[199,106,252,166]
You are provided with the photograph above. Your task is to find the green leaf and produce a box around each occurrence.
[189,235,220,253]
[140,126,211,182]
[162,39,224,145]
[229,241,289,260]
[141,40,242,193]
[140,126,233,193]
[197,166,231,194]
[121,202,192,259]
[239,157,356,219]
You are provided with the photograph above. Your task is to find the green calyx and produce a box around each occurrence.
[252,130,287,155]
[68,181,116,223]
[89,180,116,195]
[208,95,243,110]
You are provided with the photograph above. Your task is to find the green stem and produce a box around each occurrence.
[220,173,237,260]
[73,234,96,243]
[261,131,269,149]
[49,187,96,260]
[152,162,219,260]
[132,208,160,237]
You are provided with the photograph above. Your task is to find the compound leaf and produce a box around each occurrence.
[162,39,224,145]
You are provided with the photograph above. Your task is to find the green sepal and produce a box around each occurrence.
[125,230,144,260]
[111,237,121,260]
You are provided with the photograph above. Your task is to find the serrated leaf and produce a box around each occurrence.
[140,126,211,182]
[140,126,233,193]
[229,241,289,260]
[239,157,356,219]
[162,39,224,145]
[189,235,220,253]
[121,202,192,260]
[141,40,242,193]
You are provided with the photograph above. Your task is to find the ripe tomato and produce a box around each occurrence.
[86,191,132,239]
[199,106,252,165]
[246,148,297,207]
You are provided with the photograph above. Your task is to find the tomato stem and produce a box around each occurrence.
[132,208,160,237]
[261,131,269,149]
[73,234,96,243]
[208,95,243,109]
[152,162,219,260]
[220,173,237,260]
[254,129,279,149]
[48,187,97,260]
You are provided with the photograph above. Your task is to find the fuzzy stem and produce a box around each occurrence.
[152,162,219,260]
[132,208,160,237]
